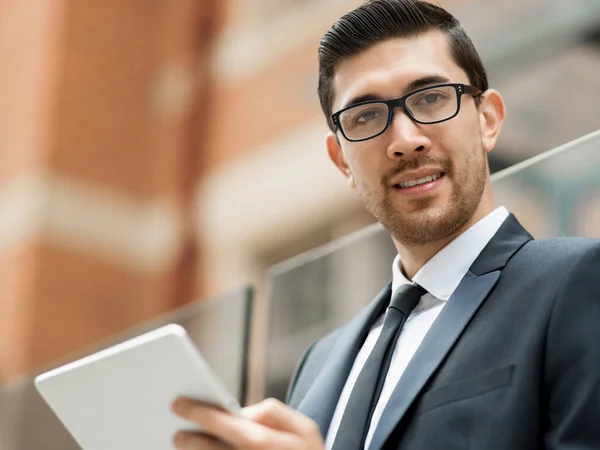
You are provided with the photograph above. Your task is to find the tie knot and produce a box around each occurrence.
[389,283,426,316]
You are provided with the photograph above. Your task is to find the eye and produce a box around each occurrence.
[355,109,383,123]
[417,93,443,105]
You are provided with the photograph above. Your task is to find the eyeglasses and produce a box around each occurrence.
[331,83,482,142]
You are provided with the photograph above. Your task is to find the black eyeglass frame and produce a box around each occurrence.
[331,83,483,143]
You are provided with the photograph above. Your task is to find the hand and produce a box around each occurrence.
[171,397,325,449]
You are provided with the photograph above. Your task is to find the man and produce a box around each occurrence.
[171,0,600,448]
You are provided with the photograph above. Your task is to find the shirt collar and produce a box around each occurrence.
[392,206,510,301]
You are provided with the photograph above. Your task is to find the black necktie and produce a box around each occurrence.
[331,283,426,450]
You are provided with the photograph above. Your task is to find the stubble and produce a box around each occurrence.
[360,146,488,247]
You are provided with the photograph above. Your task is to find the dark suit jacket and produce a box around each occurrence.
[286,214,600,449]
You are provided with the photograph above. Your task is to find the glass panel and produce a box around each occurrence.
[491,131,600,238]
[266,229,397,400]
[0,287,253,450]
[264,129,600,400]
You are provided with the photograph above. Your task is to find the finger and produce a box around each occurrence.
[173,431,230,450]
[242,398,321,437]
[172,398,266,448]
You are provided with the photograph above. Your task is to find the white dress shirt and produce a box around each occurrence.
[325,206,510,450]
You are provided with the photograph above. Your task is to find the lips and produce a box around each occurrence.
[396,173,444,189]
[391,169,446,189]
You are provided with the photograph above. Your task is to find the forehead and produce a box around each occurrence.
[331,31,469,111]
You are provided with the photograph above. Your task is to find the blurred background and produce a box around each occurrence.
[1,0,600,447]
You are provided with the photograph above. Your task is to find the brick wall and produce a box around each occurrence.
[0,0,219,381]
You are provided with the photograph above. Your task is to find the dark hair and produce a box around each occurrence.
[318,0,488,130]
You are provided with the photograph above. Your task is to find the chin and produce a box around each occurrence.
[380,202,472,247]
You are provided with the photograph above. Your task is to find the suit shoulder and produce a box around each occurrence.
[515,236,600,267]
[304,324,346,363]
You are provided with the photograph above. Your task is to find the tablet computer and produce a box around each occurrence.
[35,323,241,450]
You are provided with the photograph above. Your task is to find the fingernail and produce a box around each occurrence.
[172,398,185,413]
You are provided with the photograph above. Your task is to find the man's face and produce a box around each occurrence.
[327,31,504,246]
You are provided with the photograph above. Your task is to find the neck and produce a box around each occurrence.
[393,193,495,280]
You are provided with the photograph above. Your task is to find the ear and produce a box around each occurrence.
[478,89,506,154]
[326,132,356,189]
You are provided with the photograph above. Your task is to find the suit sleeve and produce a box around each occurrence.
[544,242,600,449]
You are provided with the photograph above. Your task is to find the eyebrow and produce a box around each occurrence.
[341,75,452,110]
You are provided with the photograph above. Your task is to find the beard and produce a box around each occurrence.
[359,145,488,247]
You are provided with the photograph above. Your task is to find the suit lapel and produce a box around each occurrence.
[297,284,392,438]
[367,270,500,449]
[368,214,532,450]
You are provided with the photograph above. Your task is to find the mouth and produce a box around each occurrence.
[392,172,446,195]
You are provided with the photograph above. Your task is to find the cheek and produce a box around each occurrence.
[443,108,480,140]
[345,147,381,185]
[437,118,482,167]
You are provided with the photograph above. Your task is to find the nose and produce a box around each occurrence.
[385,107,431,160]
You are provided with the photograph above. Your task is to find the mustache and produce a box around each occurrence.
[381,156,453,188]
